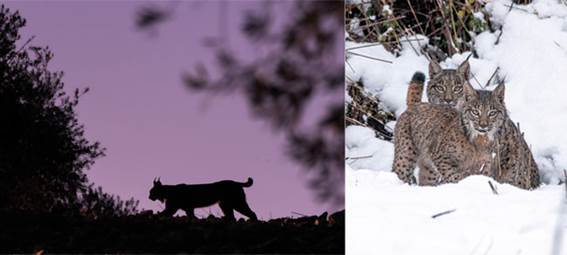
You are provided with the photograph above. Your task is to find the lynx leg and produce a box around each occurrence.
[417,157,441,186]
[182,207,196,219]
[234,200,258,221]
[218,202,236,221]
[159,203,178,217]
[432,155,463,184]
[393,114,418,184]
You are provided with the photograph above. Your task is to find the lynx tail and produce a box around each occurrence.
[406,71,426,107]
[241,177,254,187]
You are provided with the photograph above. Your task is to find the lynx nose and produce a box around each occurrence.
[477,124,490,133]
[444,99,455,106]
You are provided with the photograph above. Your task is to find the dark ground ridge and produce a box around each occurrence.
[0,210,344,254]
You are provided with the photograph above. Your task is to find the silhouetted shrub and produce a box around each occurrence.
[0,5,137,216]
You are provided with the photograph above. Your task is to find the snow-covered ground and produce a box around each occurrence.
[346,166,567,255]
[346,0,567,253]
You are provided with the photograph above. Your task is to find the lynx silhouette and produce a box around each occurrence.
[149,177,258,221]
[406,59,470,108]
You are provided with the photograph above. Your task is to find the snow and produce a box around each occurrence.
[346,0,567,253]
[347,166,567,255]
[346,126,394,171]
[345,40,429,117]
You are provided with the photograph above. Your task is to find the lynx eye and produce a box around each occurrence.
[470,109,480,117]
[453,86,463,93]
[488,110,498,117]
[435,85,445,92]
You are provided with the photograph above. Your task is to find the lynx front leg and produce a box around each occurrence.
[432,155,464,184]
[234,201,258,221]
[159,204,179,217]
[218,202,236,222]
[182,207,196,219]
[393,114,418,184]
[417,157,441,186]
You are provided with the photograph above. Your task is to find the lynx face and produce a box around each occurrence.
[149,178,164,202]
[462,82,507,141]
[427,60,470,109]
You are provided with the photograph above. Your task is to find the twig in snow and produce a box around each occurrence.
[484,67,500,89]
[495,3,516,45]
[345,38,426,51]
[488,180,499,195]
[347,51,393,64]
[346,154,373,160]
[470,72,484,89]
[554,41,567,54]
[431,209,456,219]
[503,4,531,14]
[346,75,356,83]
[346,59,356,74]
[345,42,384,51]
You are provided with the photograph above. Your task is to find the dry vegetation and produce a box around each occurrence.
[344,0,535,139]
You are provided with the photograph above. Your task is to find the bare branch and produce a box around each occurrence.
[346,51,394,64]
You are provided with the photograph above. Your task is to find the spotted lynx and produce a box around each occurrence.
[405,59,470,108]
[397,76,540,189]
[394,82,506,185]
[491,119,540,189]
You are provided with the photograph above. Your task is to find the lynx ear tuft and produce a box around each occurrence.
[463,82,477,102]
[493,82,506,104]
[429,60,442,77]
[457,60,470,79]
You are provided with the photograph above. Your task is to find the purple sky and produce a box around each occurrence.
[6,1,337,219]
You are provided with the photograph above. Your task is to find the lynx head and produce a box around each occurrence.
[461,81,507,141]
[427,59,471,109]
[149,177,164,202]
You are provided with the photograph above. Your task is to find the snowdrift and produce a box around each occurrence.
[347,166,567,255]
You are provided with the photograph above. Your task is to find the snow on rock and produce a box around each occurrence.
[346,0,567,183]
[346,166,567,255]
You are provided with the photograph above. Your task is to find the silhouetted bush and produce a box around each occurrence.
[0,5,137,216]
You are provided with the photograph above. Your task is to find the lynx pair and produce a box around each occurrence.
[393,59,539,189]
